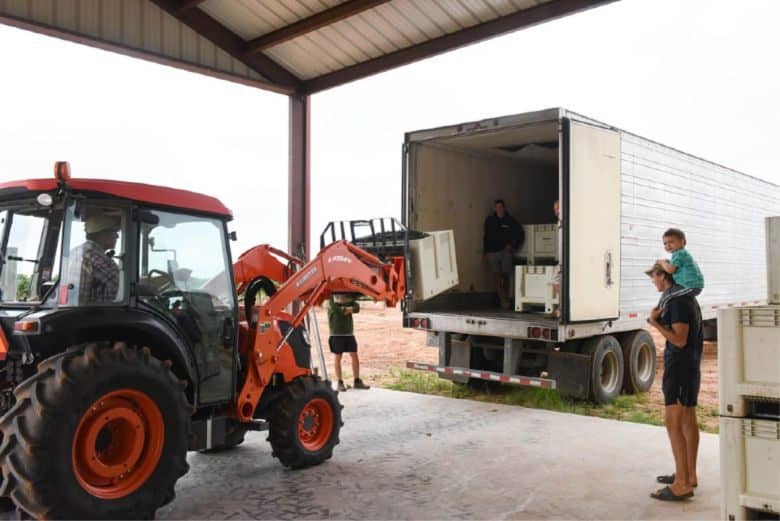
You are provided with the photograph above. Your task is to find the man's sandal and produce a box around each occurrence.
[650,486,694,501]
[657,474,698,487]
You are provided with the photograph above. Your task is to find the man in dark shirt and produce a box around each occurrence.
[646,262,703,502]
[483,200,524,309]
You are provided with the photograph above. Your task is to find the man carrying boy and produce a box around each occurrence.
[328,293,370,392]
[646,262,703,501]
[657,228,704,311]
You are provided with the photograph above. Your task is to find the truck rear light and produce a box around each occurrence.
[411,318,420,328]
[528,327,541,338]
[542,328,550,339]
[420,318,429,329]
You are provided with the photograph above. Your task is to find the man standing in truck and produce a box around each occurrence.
[483,199,524,309]
[646,262,702,501]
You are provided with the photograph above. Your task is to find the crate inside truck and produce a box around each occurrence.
[402,108,780,403]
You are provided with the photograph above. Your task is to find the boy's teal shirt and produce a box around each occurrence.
[671,248,704,289]
[327,296,360,336]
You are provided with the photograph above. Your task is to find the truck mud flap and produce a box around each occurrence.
[547,352,590,400]
[406,362,556,390]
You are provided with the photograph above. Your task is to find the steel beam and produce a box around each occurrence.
[245,0,390,55]
[150,0,302,92]
[178,0,208,11]
[303,0,615,93]
[289,95,311,260]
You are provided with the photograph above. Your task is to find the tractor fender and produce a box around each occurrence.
[29,307,200,404]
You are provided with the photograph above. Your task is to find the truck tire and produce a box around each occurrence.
[619,330,656,394]
[0,343,190,519]
[198,423,248,454]
[268,376,341,469]
[582,335,624,404]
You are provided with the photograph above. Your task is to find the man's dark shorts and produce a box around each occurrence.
[329,336,358,354]
[662,362,701,407]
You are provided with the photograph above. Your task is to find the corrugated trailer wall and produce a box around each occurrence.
[618,130,777,319]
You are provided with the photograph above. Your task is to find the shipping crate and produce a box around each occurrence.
[720,417,780,520]
[409,230,459,301]
[718,306,780,417]
[515,265,558,314]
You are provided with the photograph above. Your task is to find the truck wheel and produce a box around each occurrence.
[582,335,624,404]
[619,330,656,394]
[199,423,248,453]
[268,376,341,469]
[0,343,190,519]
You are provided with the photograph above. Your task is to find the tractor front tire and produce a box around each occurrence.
[269,376,341,469]
[0,343,190,519]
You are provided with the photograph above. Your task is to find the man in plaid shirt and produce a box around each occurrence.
[67,214,121,304]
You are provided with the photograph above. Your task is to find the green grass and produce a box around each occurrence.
[385,369,669,429]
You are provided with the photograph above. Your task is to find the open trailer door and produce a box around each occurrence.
[563,118,621,323]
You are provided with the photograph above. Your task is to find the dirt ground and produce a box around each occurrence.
[313,302,719,430]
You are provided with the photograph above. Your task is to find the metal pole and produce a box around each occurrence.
[308,308,329,382]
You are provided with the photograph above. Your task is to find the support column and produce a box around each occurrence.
[288,94,311,260]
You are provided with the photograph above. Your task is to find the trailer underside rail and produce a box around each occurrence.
[406,362,557,390]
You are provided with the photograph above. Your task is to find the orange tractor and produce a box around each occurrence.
[0,164,405,518]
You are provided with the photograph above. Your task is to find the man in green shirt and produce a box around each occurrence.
[328,293,370,392]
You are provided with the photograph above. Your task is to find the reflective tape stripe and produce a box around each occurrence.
[406,362,556,390]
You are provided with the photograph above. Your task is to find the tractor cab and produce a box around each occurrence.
[0,163,239,407]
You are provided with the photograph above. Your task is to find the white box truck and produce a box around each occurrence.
[403,108,780,403]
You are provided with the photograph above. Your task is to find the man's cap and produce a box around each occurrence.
[645,262,666,277]
[85,214,121,234]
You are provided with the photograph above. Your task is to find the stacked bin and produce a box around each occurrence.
[718,217,780,521]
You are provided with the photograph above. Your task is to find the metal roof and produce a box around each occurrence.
[0,0,614,95]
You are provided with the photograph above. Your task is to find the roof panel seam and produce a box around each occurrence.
[430,0,468,29]
[363,7,415,48]
[385,2,434,42]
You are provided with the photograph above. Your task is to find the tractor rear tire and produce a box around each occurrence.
[0,343,190,519]
[268,376,341,469]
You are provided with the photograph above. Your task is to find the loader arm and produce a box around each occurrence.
[233,240,405,421]
[232,244,303,294]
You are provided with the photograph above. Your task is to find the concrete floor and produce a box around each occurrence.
[159,389,720,520]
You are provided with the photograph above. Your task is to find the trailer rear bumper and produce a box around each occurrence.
[406,361,557,390]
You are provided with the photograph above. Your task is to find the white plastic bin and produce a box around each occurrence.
[720,416,780,520]
[718,306,780,417]
[514,265,558,313]
[409,230,459,301]
[768,216,780,305]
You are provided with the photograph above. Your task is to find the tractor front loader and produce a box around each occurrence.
[0,163,405,519]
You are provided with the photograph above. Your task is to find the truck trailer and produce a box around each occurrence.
[402,108,780,403]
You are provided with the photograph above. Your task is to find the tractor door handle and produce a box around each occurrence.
[222,317,235,348]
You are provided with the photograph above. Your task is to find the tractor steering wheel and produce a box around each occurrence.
[147,269,176,293]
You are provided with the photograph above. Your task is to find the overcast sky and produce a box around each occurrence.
[1,0,778,257]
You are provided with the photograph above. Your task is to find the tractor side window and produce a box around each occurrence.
[60,204,127,306]
[138,210,236,405]
[0,212,45,302]
[139,212,233,303]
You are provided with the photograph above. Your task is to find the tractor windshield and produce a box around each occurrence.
[0,200,65,304]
